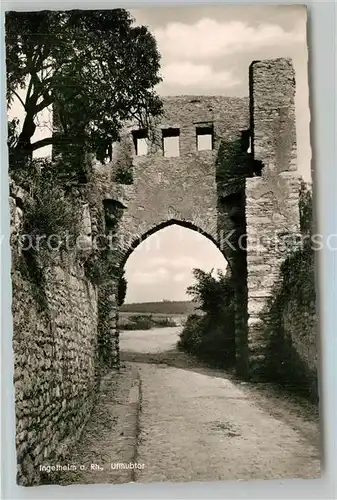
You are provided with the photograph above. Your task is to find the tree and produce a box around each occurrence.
[6,9,163,169]
[187,268,234,318]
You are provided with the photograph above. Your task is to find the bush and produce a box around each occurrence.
[18,160,82,254]
[121,315,153,330]
[177,314,203,354]
[119,314,177,331]
[14,160,83,315]
[261,239,317,398]
[152,316,176,327]
[23,187,80,249]
[178,313,235,367]
[178,269,236,367]
[117,271,127,307]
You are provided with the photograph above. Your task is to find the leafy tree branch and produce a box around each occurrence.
[6,9,163,169]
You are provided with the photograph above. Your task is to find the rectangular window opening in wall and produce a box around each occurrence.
[162,128,180,157]
[132,129,148,156]
[196,125,214,151]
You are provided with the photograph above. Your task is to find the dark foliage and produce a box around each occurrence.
[216,136,254,187]
[15,158,83,315]
[117,271,127,307]
[120,314,176,330]
[6,9,163,169]
[121,315,153,331]
[261,186,318,402]
[20,164,82,251]
[299,180,313,235]
[115,168,133,185]
[14,158,82,260]
[178,269,236,367]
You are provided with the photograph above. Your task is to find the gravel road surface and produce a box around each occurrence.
[120,326,320,484]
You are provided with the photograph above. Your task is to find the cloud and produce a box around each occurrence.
[160,62,240,89]
[173,273,187,283]
[155,18,305,62]
[143,255,198,270]
[129,256,198,285]
[132,267,173,285]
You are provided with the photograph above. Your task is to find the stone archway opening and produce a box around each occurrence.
[116,220,234,365]
[118,219,226,271]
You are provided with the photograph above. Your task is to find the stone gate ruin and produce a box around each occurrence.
[93,57,301,376]
[10,58,309,485]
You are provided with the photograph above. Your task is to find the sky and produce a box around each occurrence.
[7,5,311,303]
[124,225,226,303]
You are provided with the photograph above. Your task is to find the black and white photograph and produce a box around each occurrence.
[5,4,320,487]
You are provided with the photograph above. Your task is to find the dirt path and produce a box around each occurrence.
[121,327,321,484]
[44,365,141,485]
[47,327,320,486]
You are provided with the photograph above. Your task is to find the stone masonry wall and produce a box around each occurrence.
[262,183,318,398]
[246,58,301,374]
[114,95,249,260]
[249,58,297,173]
[245,174,301,371]
[10,184,100,485]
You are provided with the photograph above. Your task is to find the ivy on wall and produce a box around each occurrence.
[113,135,134,184]
[83,195,127,370]
[14,159,83,312]
[260,182,318,401]
[215,133,258,190]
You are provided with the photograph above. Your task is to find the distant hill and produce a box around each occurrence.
[120,301,197,315]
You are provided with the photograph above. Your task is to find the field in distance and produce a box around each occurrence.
[119,301,198,330]
[120,300,197,315]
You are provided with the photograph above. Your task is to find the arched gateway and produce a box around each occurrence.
[119,219,223,272]
[91,58,300,378]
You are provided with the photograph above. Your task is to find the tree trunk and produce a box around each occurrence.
[10,113,36,170]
